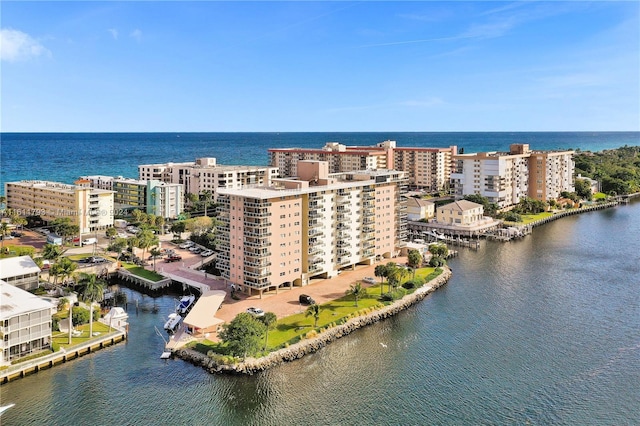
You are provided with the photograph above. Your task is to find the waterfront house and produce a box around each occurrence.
[0,255,41,291]
[0,280,54,366]
[406,197,435,221]
[182,290,226,337]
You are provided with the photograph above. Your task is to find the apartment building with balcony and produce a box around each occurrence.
[138,157,278,200]
[217,160,407,297]
[0,256,41,291]
[269,140,456,192]
[5,180,114,234]
[0,280,54,366]
[450,144,574,208]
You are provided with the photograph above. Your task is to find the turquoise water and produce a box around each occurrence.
[2,132,638,190]
[1,133,639,424]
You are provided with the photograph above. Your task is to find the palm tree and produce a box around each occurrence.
[78,272,106,338]
[305,304,321,328]
[42,243,64,262]
[136,229,158,262]
[57,257,78,286]
[259,312,277,351]
[407,249,422,279]
[345,282,366,307]
[201,190,213,217]
[149,247,162,272]
[0,222,8,251]
[374,264,387,296]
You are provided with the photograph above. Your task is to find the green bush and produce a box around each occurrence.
[72,306,90,325]
[52,317,60,332]
[429,256,446,267]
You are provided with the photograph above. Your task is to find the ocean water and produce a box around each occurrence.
[1,132,639,425]
[2,132,638,190]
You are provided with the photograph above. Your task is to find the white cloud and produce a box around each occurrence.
[108,28,119,40]
[0,28,51,62]
[130,29,142,42]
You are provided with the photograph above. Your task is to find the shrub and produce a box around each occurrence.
[72,306,90,325]
[52,317,60,332]
[306,330,318,339]
[429,256,446,267]
[402,281,416,290]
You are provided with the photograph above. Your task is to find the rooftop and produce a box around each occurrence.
[0,256,41,280]
[0,280,54,320]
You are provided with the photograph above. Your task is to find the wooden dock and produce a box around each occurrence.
[0,329,127,385]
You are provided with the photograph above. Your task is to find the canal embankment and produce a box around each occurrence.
[174,267,452,375]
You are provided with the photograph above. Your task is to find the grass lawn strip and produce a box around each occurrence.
[121,262,165,282]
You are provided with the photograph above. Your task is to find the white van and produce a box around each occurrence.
[82,237,97,245]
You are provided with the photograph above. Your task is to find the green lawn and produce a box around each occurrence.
[193,267,440,356]
[518,212,554,224]
[51,321,111,349]
[121,262,165,282]
[67,253,96,261]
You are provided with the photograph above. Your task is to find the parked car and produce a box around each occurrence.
[179,241,194,249]
[164,254,182,263]
[90,256,107,264]
[82,237,97,246]
[200,249,214,257]
[10,231,24,237]
[299,294,315,305]
[77,257,92,264]
[363,277,376,284]
[246,307,265,317]
[189,246,201,253]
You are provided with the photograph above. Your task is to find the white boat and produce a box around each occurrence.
[177,295,196,315]
[163,313,182,333]
[0,403,15,416]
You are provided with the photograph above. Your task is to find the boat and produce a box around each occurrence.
[163,313,182,334]
[177,295,196,315]
[0,403,15,416]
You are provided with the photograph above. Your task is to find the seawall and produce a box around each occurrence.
[175,267,452,375]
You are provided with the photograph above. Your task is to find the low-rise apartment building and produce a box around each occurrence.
[217,161,408,296]
[5,180,114,234]
[0,256,41,291]
[138,157,278,199]
[0,280,54,366]
[269,140,457,192]
[450,144,574,208]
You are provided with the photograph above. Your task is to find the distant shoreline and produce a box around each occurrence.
[174,267,452,375]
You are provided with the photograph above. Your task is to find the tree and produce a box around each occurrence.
[259,312,278,351]
[42,243,64,261]
[407,249,422,278]
[108,237,128,261]
[0,222,8,251]
[219,312,266,359]
[12,216,27,230]
[156,216,165,234]
[57,257,78,286]
[374,264,388,296]
[50,217,79,241]
[387,265,408,291]
[136,229,158,261]
[170,221,186,239]
[345,282,366,307]
[305,304,321,328]
[78,272,106,339]
[131,209,145,224]
[201,190,213,217]
[429,243,448,258]
[574,179,593,200]
[149,247,162,272]
[385,262,398,292]
[187,216,213,236]
[105,227,118,239]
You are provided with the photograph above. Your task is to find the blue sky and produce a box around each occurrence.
[1,1,639,132]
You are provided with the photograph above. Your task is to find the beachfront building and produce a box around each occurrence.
[406,197,435,221]
[217,160,407,296]
[5,180,114,234]
[450,144,574,208]
[0,256,41,291]
[269,141,457,192]
[0,280,54,367]
[137,157,279,200]
[81,176,184,218]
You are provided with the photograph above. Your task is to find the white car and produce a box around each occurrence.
[179,241,194,249]
[246,307,265,317]
[363,277,376,284]
[200,249,214,257]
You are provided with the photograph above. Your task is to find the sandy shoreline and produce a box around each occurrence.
[174,267,452,375]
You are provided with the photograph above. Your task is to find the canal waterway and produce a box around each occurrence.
[2,201,639,425]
